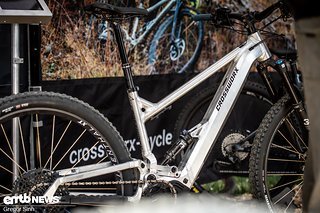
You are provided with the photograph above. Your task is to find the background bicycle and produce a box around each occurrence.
[84,0,204,74]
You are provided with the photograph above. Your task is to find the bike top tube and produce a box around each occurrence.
[145,0,172,13]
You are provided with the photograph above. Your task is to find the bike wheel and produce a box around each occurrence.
[249,95,308,212]
[148,8,204,74]
[173,81,272,184]
[0,92,136,209]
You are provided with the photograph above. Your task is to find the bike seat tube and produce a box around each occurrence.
[111,21,137,92]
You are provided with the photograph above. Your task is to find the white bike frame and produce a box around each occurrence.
[45,31,272,200]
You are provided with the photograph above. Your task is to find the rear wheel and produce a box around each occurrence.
[0,92,136,209]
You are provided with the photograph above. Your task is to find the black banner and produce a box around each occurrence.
[41,73,215,159]
[41,72,273,161]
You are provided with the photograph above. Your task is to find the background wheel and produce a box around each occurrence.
[148,8,204,74]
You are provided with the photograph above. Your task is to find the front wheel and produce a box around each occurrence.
[249,95,308,212]
[148,8,204,74]
[0,92,136,209]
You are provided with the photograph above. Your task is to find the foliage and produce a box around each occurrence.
[41,0,295,80]
[203,176,251,195]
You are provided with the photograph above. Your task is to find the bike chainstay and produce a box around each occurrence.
[31,179,178,203]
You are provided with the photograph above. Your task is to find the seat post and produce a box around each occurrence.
[111,21,136,92]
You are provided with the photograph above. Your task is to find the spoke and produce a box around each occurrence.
[98,155,109,164]
[285,184,302,211]
[0,185,12,193]
[269,178,303,191]
[267,172,303,176]
[1,124,14,156]
[274,181,303,205]
[0,164,13,175]
[0,147,25,173]
[35,114,42,168]
[284,184,303,212]
[271,143,303,157]
[63,140,100,176]
[0,193,11,198]
[182,21,195,34]
[278,130,300,153]
[50,115,56,170]
[278,129,304,159]
[268,158,305,163]
[285,118,307,148]
[18,118,29,171]
[44,120,72,170]
[53,129,87,170]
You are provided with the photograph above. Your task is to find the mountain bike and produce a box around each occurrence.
[86,0,204,74]
[0,1,307,212]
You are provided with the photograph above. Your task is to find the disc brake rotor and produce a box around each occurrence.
[170,39,186,61]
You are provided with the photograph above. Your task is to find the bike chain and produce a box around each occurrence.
[32,179,178,199]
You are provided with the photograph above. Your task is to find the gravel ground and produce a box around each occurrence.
[73,192,270,213]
